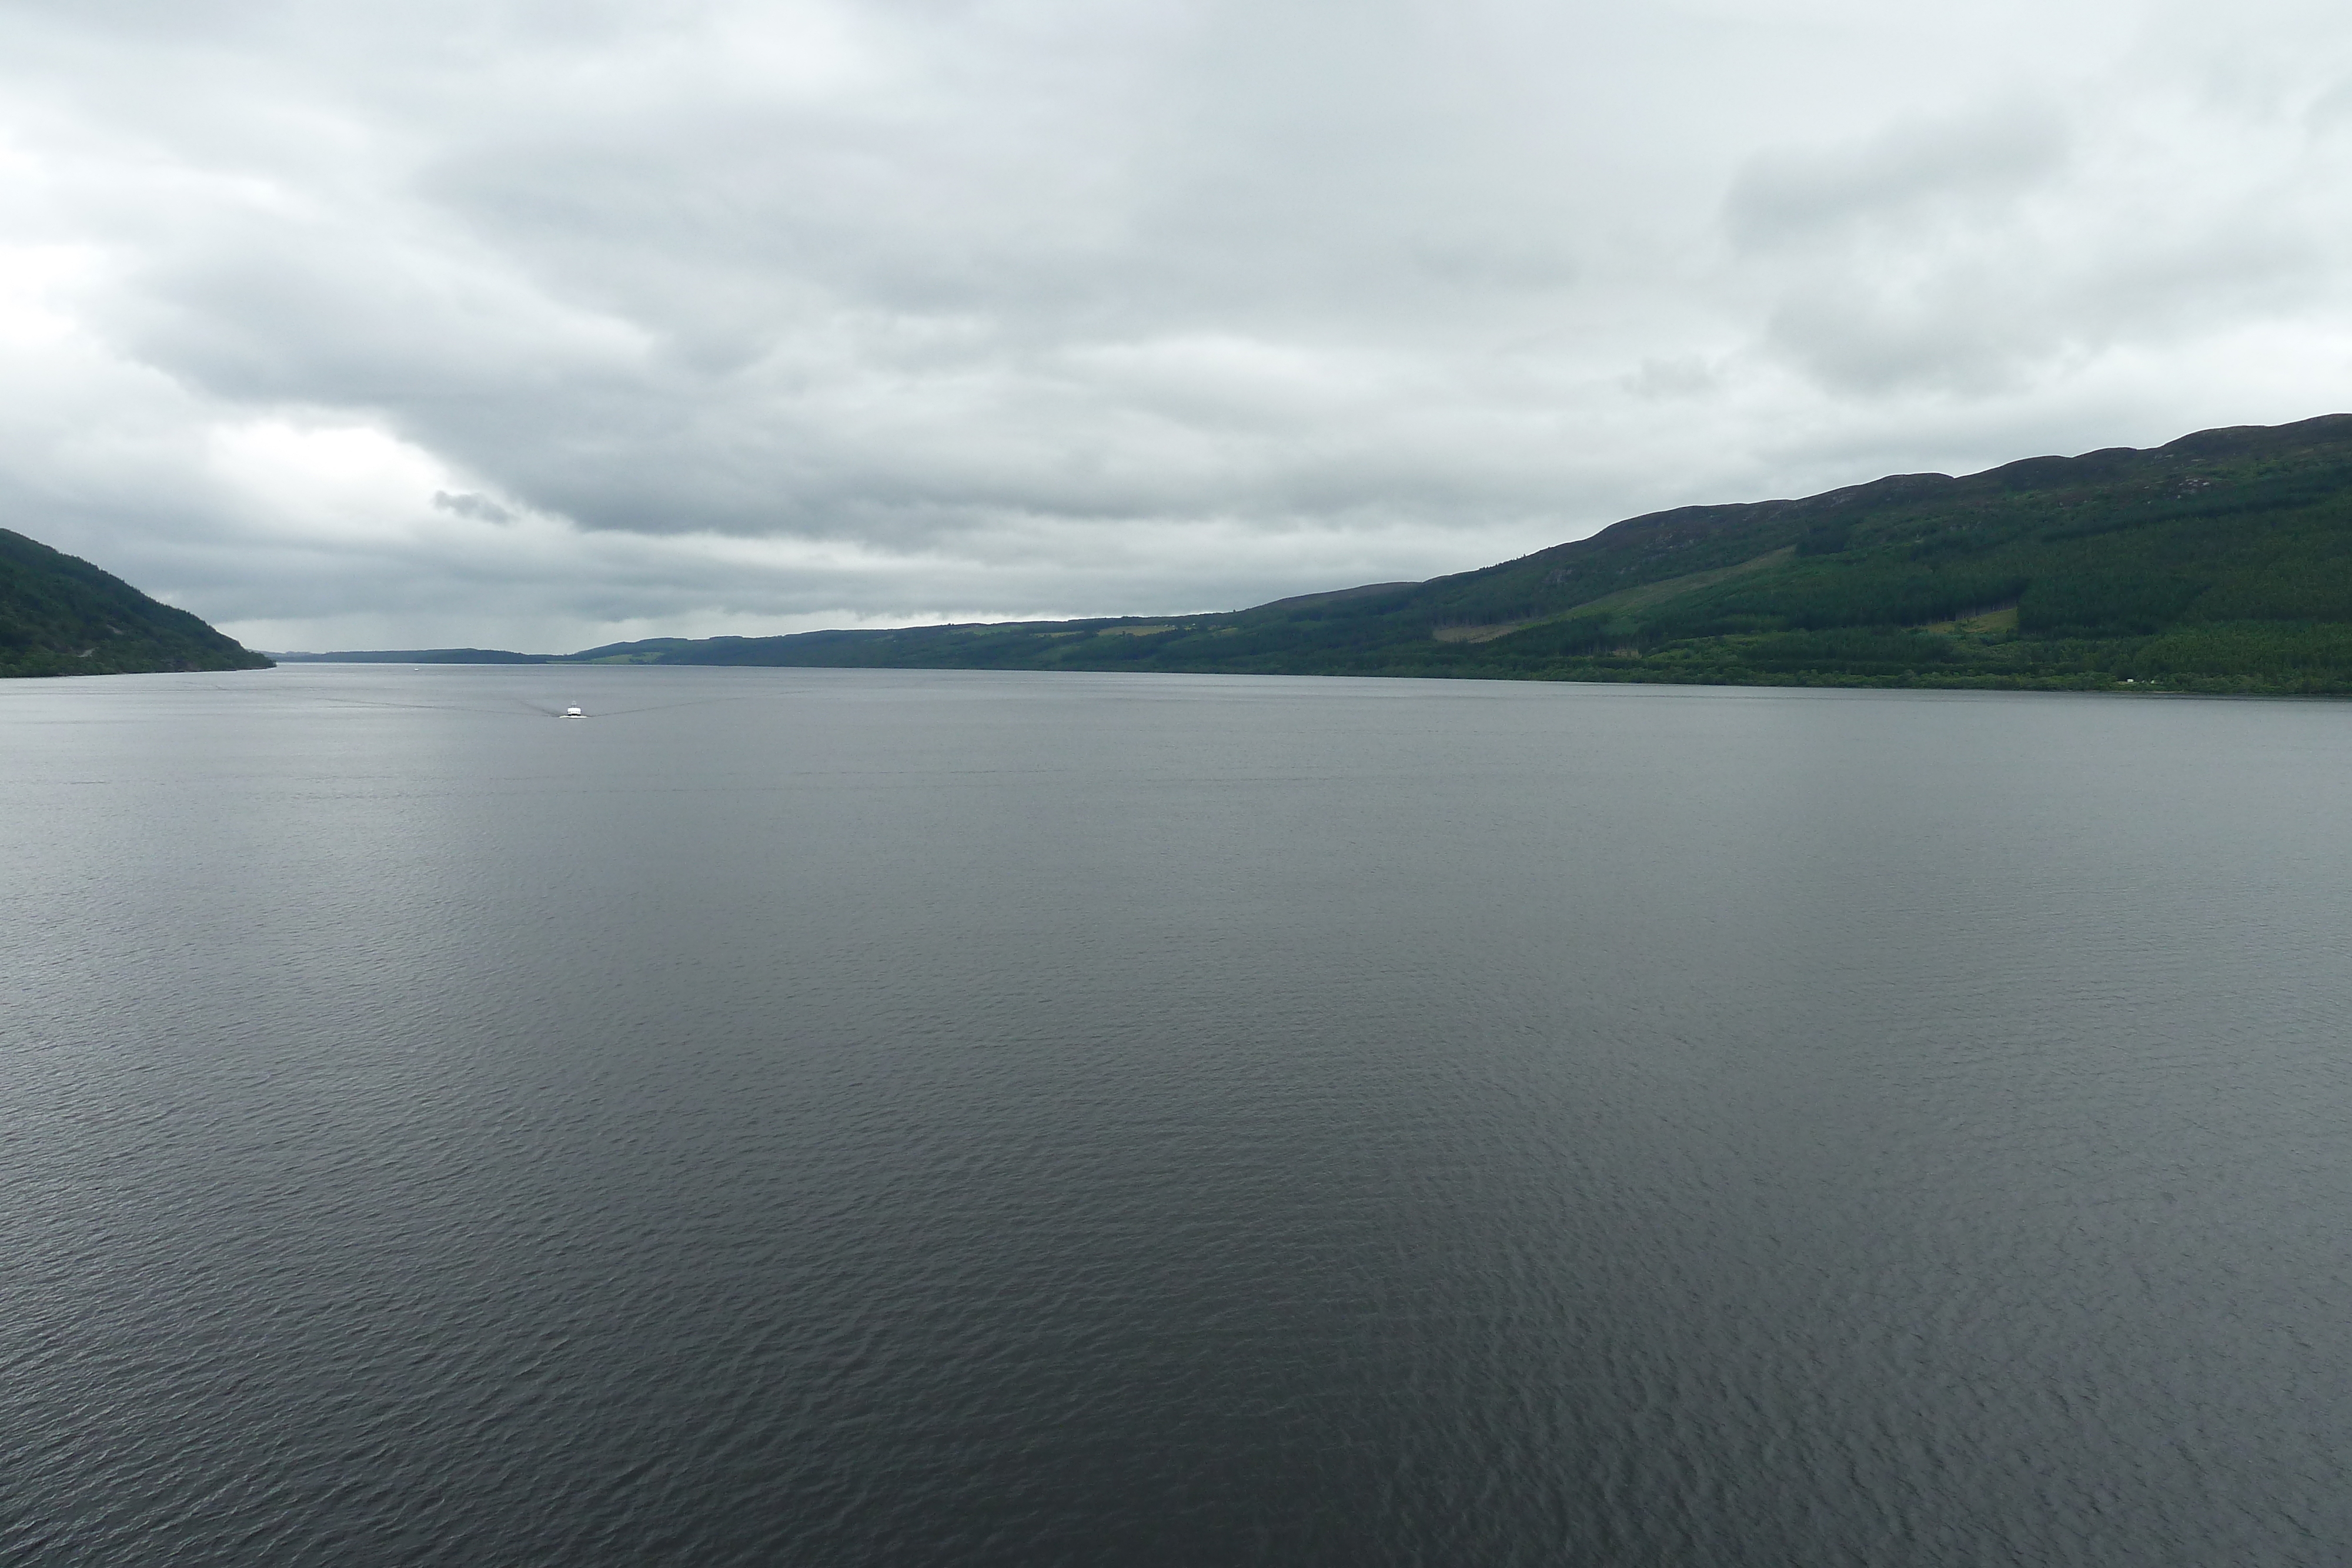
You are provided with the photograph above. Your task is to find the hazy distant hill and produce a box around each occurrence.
[560,414,2352,694]
[271,648,554,664]
[0,529,270,678]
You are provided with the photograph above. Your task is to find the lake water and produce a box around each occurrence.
[5,665,2350,1565]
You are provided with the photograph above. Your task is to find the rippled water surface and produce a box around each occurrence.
[5,666,2351,1565]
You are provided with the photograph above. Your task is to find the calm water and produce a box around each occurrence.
[4,666,2350,1565]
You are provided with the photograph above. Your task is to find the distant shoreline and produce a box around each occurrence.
[267,649,559,664]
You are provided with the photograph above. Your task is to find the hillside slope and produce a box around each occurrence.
[560,414,2352,694]
[1,529,271,677]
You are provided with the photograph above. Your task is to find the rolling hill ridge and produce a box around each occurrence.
[560,413,2352,694]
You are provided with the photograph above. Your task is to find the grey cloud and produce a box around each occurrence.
[1729,62,2352,396]
[1623,355,1723,401]
[1725,98,2072,250]
[2305,76,2352,131]
[432,491,516,522]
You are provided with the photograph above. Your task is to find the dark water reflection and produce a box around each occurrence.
[4,667,2349,1564]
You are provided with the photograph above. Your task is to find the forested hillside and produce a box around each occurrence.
[1,529,270,677]
[564,414,2352,694]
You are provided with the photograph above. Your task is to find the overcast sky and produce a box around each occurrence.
[4,0,2349,651]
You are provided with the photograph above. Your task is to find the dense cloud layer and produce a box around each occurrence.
[4,0,2349,651]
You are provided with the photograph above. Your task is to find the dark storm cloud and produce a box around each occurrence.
[2,0,2350,650]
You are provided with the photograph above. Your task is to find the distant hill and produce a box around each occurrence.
[1,529,270,678]
[557,413,2352,694]
[271,648,554,663]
